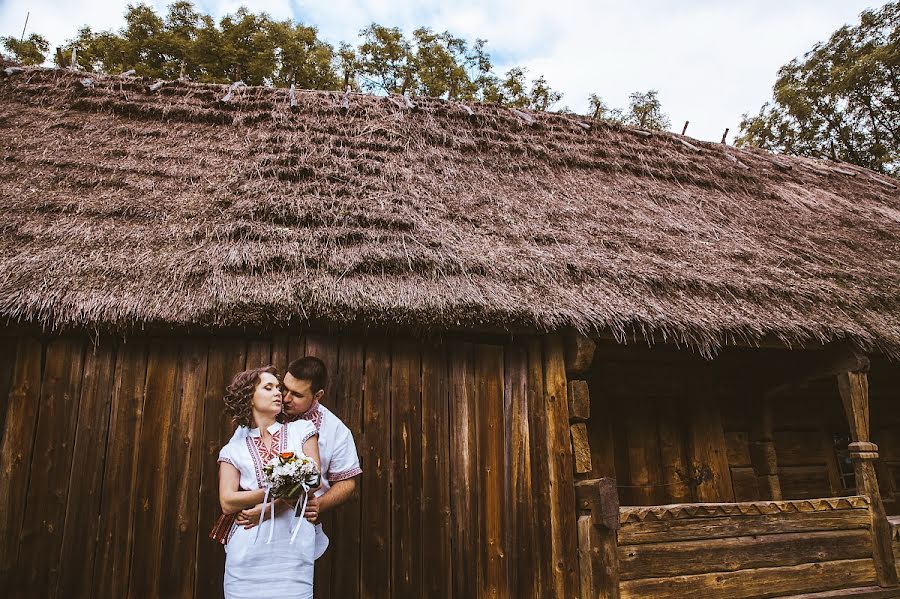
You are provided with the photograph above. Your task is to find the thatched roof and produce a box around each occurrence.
[1,68,899,354]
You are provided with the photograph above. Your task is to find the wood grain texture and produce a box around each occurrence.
[330,337,364,599]
[619,558,877,599]
[568,380,590,421]
[543,335,579,598]
[93,339,149,599]
[688,391,735,502]
[618,508,873,545]
[422,343,452,597]
[525,338,550,597]
[19,337,85,596]
[504,344,533,598]
[449,341,480,599]
[619,529,874,580]
[361,338,391,599]
[159,340,208,599]
[476,343,506,598]
[194,338,246,599]
[0,337,42,590]
[129,338,180,599]
[58,342,117,598]
[0,337,18,448]
[391,339,422,598]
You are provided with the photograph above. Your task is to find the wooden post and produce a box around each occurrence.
[838,370,899,587]
[749,396,782,500]
[575,478,620,599]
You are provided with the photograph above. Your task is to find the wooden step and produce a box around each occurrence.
[779,586,900,599]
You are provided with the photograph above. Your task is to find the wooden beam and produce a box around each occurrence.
[749,396,782,500]
[571,423,593,474]
[567,380,590,421]
[838,371,899,588]
[763,343,869,399]
[564,333,596,375]
[575,478,620,599]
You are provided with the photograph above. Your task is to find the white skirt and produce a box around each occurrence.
[224,509,316,599]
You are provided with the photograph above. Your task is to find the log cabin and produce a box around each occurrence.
[0,67,899,599]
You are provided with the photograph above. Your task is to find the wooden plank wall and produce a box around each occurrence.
[588,343,900,508]
[617,496,879,599]
[0,333,576,599]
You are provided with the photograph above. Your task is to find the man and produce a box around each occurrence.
[210,356,361,557]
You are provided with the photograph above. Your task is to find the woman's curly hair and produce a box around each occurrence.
[223,365,279,428]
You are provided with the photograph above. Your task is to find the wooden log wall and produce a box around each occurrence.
[617,496,880,599]
[0,332,579,599]
[584,343,900,510]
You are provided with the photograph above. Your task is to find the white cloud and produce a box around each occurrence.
[1,0,888,141]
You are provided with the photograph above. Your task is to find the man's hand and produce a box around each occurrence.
[236,503,263,529]
[304,492,320,524]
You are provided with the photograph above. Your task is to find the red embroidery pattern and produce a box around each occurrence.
[328,467,362,482]
[246,426,285,488]
[299,401,324,431]
[217,457,236,468]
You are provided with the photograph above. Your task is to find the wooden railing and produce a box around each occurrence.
[575,481,892,599]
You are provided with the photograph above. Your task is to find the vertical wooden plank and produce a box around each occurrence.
[159,339,208,599]
[505,343,533,599]
[194,338,246,599]
[245,338,272,368]
[525,338,550,597]
[543,335,579,598]
[0,338,18,447]
[688,390,735,502]
[361,338,391,599]
[58,342,117,598]
[477,344,507,599]
[305,333,340,599]
[391,339,422,597]
[93,339,149,599]
[657,397,692,504]
[331,337,364,599]
[128,338,180,599]
[0,337,42,589]
[421,342,452,596]
[271,334,290,375]
[449,341,480,599]
[623,397,662,505]
[19,337,85,597]
[289,334,307,364]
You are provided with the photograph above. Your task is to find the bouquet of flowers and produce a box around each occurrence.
[263,451,321,499]
[257,451,321,544]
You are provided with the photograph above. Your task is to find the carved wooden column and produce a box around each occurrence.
[575,478,620,599]
[749,396,782,500]
[838,370,899,587]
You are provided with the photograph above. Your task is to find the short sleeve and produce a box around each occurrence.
[290,419,319,447]
[327,422,362,482]
[217,444,236,468]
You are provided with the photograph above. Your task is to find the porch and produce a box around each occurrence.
[568,336,900,599]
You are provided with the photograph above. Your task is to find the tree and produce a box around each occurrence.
[1,33,49,65]
[736,1,899,174]
[624,90,670,130]
[356,24,415,94]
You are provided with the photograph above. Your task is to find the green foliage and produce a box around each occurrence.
[32,1,565,110]
[1,33,50,65]
[585,90,667,129]
[736,1,900,174]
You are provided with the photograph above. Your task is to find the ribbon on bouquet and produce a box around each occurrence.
[289,484,312,545]
[254,484,278,544]
[253,483,312,545]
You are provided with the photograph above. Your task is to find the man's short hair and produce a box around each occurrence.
[286,356,328,393]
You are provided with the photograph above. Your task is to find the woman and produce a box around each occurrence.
[218,366,320,598]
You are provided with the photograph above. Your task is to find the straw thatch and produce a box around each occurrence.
[1,68,899,354]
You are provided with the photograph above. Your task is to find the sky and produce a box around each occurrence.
[0,0,890,142]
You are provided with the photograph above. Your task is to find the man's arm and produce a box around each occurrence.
[304,477,359,524]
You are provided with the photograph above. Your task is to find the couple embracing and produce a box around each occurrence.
[212,356,362,598]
